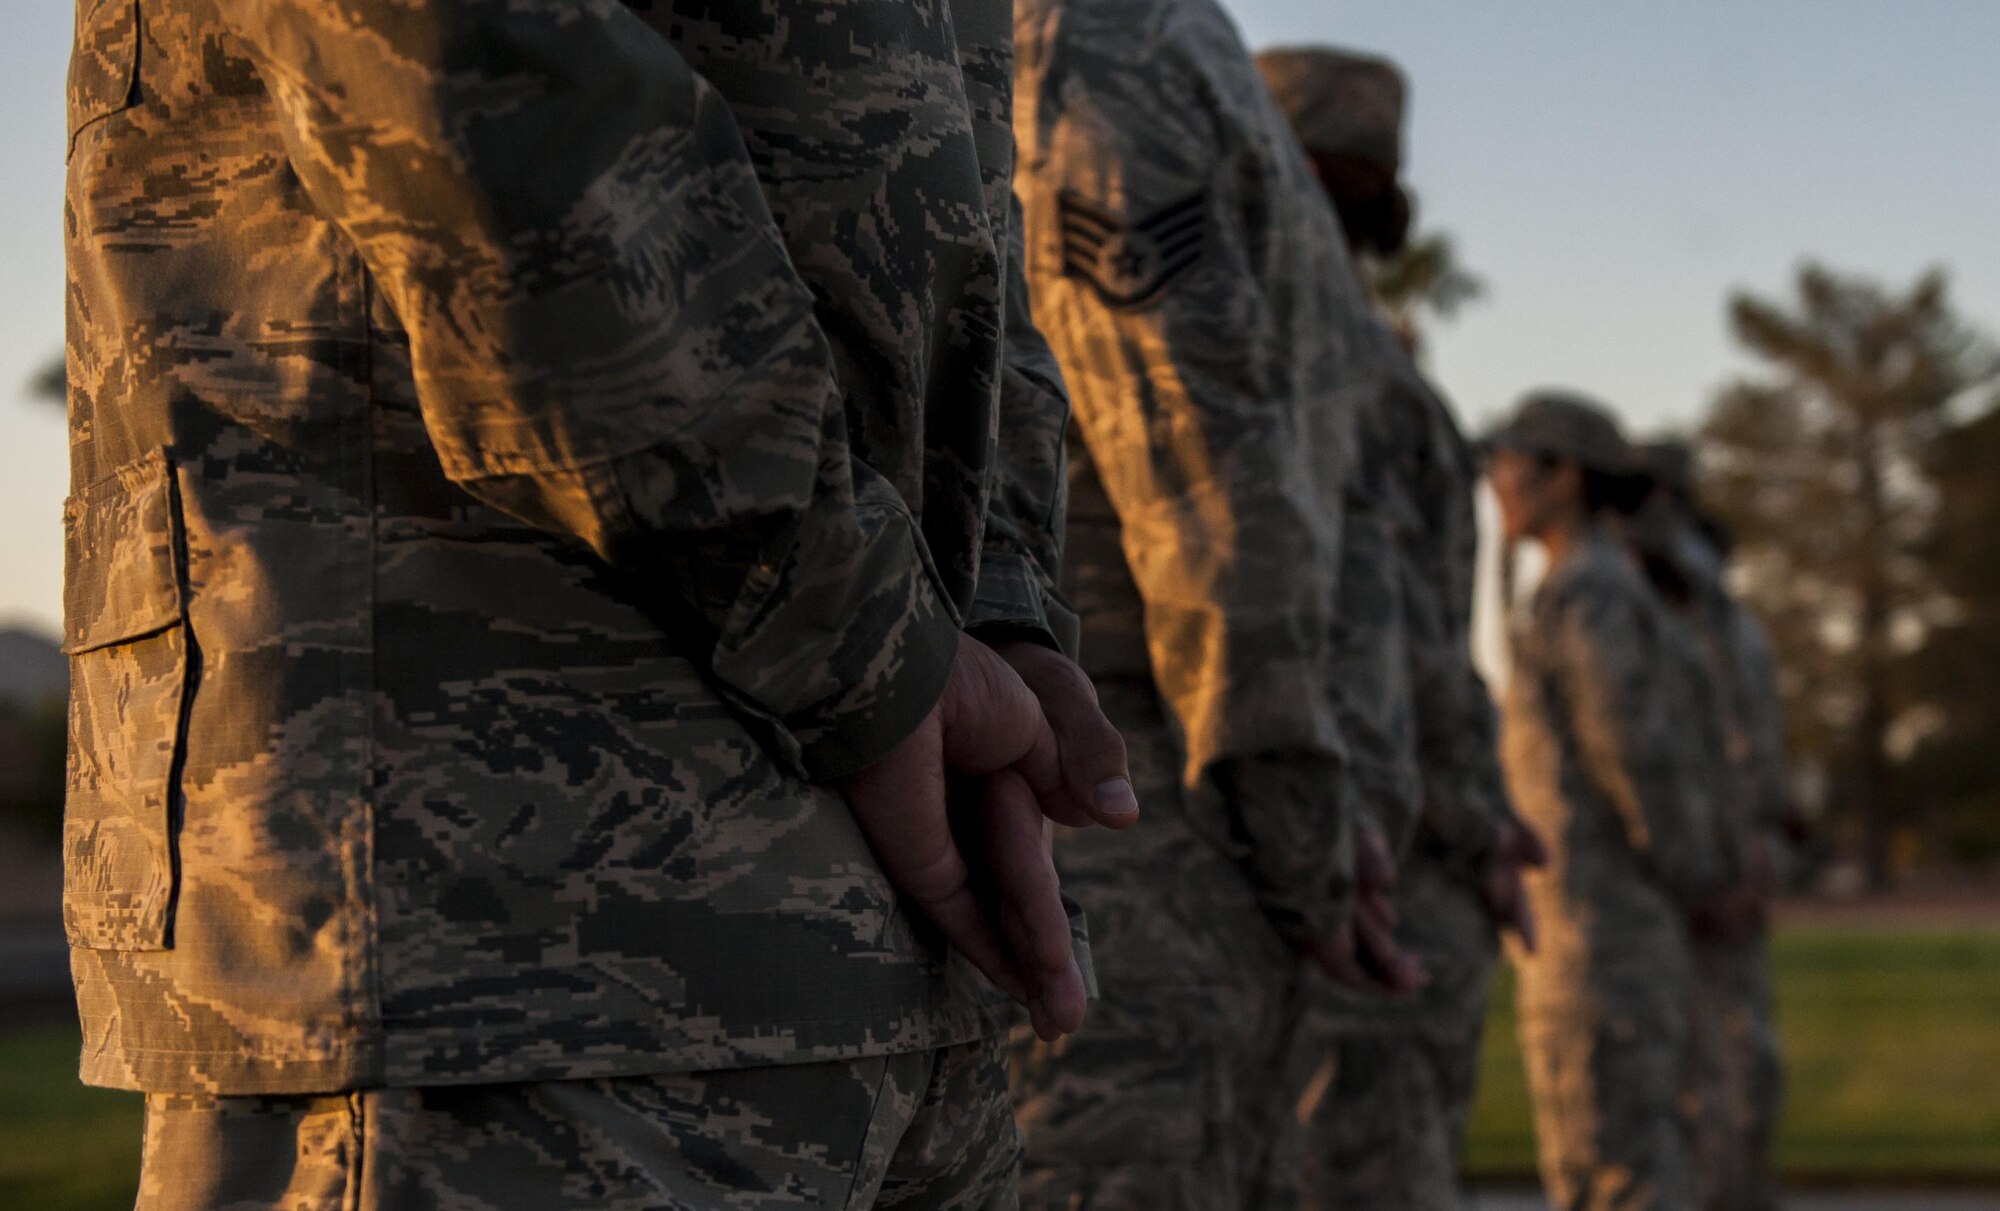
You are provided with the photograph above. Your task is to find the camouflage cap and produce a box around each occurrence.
[1641,438,1697,503]
[1254,46,1406,173]
[1484,389,1636,475]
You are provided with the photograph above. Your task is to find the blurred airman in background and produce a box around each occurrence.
[1634,440,1791,1211]
[1488,393,1723,1211]
[1006,3,1425,1206]
[1257,45,1548,1211]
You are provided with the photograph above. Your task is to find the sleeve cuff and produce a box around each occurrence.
[1064,892,1100,1000]
[1176,663,1348,791]
[1420,777,1508,874]
[963,551,1081,660]
[785,566,964,784]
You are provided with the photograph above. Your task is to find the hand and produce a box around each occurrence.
[1479,815,1549,952]
[1306,817,1427,996]
[1745,834,1778,909]
[1305,906,1429,998]
[989,640,1139,829]
[841,636,1117,1041]
[1688,881,1761,945]
[1781,803,1813,849]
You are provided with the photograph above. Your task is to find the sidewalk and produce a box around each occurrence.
[1470,1191,2000,1210]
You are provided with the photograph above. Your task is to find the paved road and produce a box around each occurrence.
[1470,1191,2000,1210]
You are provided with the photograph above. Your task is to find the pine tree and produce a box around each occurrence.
[1700,264,1997,889]
[1908,399,2000,867]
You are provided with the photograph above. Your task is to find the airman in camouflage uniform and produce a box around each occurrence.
[1255,46,1545,1211]
[63,0,1137,1204]
[1621,475,1753,1211]
[1006,1,1414,1205]
[1487,395,1723,1211]
[1636,442,1788,1211]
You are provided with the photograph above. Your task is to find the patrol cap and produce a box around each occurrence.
[1254,46,1405,173]
[1641,438,1697,503]
[1483,389,1636,476]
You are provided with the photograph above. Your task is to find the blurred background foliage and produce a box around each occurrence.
[1699,264,2000,888]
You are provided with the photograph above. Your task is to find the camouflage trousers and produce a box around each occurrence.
[1282,852,1499,1211]
[1010,984,1297,1211]
[134,1037,1021,1211]
[1683,936,1784,1211]
[1520,1006,1696,1211]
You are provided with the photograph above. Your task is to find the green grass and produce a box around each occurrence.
[4,926,1998,1208]
[1465,925,2000,1182]
[0,1023,142,1211]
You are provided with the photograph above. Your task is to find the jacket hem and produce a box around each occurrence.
[78,1003,997,1096]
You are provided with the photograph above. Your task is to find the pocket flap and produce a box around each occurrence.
[63,449,184,656]
[68,0,139,158]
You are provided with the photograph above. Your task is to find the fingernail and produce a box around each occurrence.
[1094,778,1139,819]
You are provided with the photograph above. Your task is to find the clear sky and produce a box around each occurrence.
[3,2,1997,635]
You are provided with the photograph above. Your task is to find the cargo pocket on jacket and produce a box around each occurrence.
[67,0,139,161]
[62,449,189,951]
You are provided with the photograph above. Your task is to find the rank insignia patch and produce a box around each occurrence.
[1059,190,1207,308]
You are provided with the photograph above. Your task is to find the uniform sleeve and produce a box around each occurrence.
[1724,609,1790,831]
[1553,584,1722,906]
[966,195,1081,658]
[1405,558,1510,868]
[1020,54,1352,942]
[1329,473,1423,859]
[214,0,960,781]
[1403,374,1510,868]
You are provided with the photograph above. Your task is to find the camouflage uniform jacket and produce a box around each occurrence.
[1384,324,1510,871]
[1678,523,1791,845]
[1726,606,1792,838]
[1304,321,1511,1036]
[1013,0,1382,944]
[1328,317,1426,858]
[64,0,1073,1094]
[1503,527,1723,1024]
[1660,598,1745,883]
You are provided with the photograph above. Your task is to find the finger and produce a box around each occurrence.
[941,643,1087,835]
[1008,714,1082,833]
[1307,929,1394,996]
[1512,891,1539,955]
[1513,820,1551,868]
[939,639,1054,776]
[1355,910,1427,995]
[987,770,1087,1038]
[987,773,1077,978]
[1354,908,1401,974]
[1326,955,1390,995]
[1009,648,1137,829]
[1355,819,1399,892]
[892,842,1029,1004]
[929,883,1031,1005]
[843,742,1028,1004]
[1360,885,1398,933]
